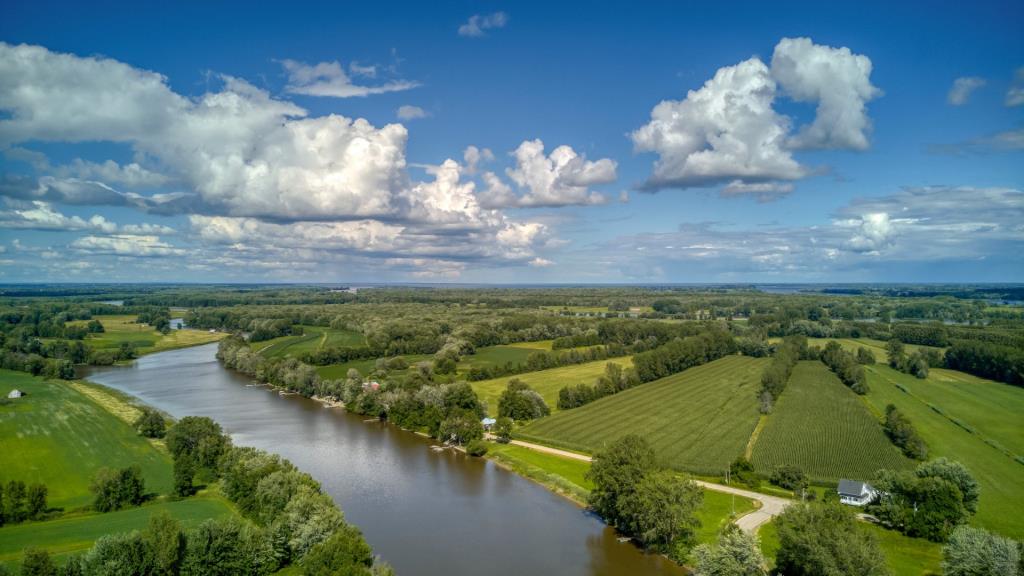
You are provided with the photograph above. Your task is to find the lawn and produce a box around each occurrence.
[457,344,541,372]
[74,314,225,355]
[471,356,634,416]
[864,365,1024,538]
[518,356,768,475]
[0,493,236,569]
[750,361,911,482]
[757,519,942,576]
[485,443,755,545]
[0,370,172,509]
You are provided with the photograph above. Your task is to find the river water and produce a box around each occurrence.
[82,343,681,576]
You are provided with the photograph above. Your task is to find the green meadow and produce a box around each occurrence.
[0,370,172,509]
[518,356,767,474]
[0,494,235,568]
[256,325,364,359]
[471,356,634,416]
[863,364,1024,537]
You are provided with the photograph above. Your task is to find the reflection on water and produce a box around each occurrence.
[83,344,682,576]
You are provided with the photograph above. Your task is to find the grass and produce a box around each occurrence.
[257,325,364,359]
[0,493,236,569]
[750,361,911,482]
[485,443,754,545]
[863,365,1024,538]
[0,370,172,509]
[457,345,541,372]
[757,520,942,576]
[518,356,768,475]
[75,314,225,355]
[803,337,943,363]
[471,356,635,416]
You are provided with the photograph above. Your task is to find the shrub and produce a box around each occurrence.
[465,439,489,457]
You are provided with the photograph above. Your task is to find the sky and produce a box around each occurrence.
[0,0,1022,283]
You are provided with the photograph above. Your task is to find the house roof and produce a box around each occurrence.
[481,417,497,425]
[837,479,870,497]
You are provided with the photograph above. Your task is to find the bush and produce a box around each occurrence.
[465,439,488,457]
[493,417,513,443]
[770,465,808,492]
[20,547,57,576]
[134,408,167,438]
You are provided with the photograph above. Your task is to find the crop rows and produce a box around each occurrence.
[519,355,767,474]
[751,361,910,482]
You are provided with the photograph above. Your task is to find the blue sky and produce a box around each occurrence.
[0,0,1022,283]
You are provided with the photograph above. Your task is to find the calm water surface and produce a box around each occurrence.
[83,343,681,576]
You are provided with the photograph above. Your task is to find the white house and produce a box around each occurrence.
[837,479,877,506]
[7,389,23,399]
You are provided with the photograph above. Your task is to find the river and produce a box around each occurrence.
[82,343,682,576]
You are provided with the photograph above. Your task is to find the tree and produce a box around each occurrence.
[166,416,230,495]
[857,347,876,365]
[437,410,483,445]
[301,525,375,576]
[916,458,979,514]
[620,470,703,562]
[282,490,345,559]
[693,525,767,576]
[770,465,807,492]
[493,416,513,443]
[774,502,890,576]
[134,408,167,438]
[942,525,1021,576]
[886,339,905,368]
[144,511,186,576]
[27,483,47,519]
[465,439,488,457]
[497,379,550,421]
[729,457,759,488]
[181,517,276,576]
[90,466,145,512]
[83,531,156,576]
[20,547,57,576]
[586,435,658,529]
[4,480,26,523]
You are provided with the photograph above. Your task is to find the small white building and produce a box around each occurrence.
[7,389,23,399]
[837,479,877,506]
[481,417,497,431]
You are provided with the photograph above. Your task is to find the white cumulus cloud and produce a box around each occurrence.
[396,105,429,120]
[280,59,419,98]
[948,76,986,106]
[502,139,616,208]
[458,12,508,37]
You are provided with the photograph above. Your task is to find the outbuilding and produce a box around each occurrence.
[837,479,877,506]
[481,417,497,431]
[7,389,23,399]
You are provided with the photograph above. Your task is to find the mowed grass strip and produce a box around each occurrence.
[751,361,911,482]
[0,494,235,567]
[864,365,1024,538]
[471,356,634,416]
[0,370,172,509]
[519,356,767,474]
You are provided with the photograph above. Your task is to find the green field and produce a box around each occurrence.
[458,341,551,372]
[518,356,767,474]
[471,356,635,416]
[485,443,754,545]
[256,325,364,359]
[750,362,911,482]
[0,370,172,509]
[863,365,1024,537]
[757,520,942,576]
[0,493,235,568]
[74,314,225,355]
[803,337,943,363]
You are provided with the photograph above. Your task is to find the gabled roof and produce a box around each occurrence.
[838,479,870,497]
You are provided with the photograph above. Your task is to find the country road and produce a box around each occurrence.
[503,438,792,533]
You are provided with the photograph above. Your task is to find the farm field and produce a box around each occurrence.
[518,356,767,474]
[72,314,225,354]
[802,337,943,363]
[471,356,634,416]
[457,342,548,372]
[0,370,172,509]
[750,361,911,482]
[758,520,942,576]
[0,493,236,569]
[863,364,1024,537]
[256,325,364,359]
[485,443,754,545]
